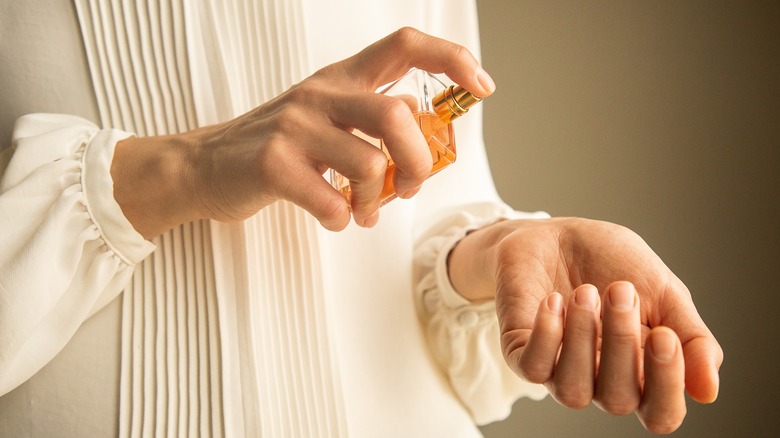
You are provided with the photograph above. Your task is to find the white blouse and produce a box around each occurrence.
[0,0,547,436]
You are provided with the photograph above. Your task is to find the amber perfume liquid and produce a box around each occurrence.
[329,68,479,206]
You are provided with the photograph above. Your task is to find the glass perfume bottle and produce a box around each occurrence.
[329,68,482,206]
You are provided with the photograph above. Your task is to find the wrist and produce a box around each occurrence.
[111,133,201,239]
[447,219,510,302]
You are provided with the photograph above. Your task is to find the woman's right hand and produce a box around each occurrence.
[110,27,496,239]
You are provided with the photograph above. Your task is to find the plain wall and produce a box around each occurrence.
[476,1,780,437]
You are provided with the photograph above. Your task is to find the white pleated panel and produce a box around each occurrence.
[243,202,347,437]
[75,0,197,136]
[75,0,347,436]
[188,0,348,435]
[116,222,223,438]
[75,1,223,437]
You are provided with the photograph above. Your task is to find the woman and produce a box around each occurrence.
[0,0,721,436]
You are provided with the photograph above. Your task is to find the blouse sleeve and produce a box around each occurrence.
[0,113,155,396]
[413,202,550,425]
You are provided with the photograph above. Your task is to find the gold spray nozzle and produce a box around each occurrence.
[433,85,482,123]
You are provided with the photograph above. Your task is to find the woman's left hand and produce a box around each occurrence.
[448,217,723,434]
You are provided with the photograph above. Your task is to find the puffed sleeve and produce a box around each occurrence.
[413,202,550,425]
[0,113,155,396]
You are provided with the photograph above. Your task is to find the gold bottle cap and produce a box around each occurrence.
[432,85,482,123]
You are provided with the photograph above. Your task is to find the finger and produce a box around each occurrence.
[683,335,723,404]
[516,293,564,384]
[327,91,431,197]
[242,110,354,230]
[551,284,600,409]
[636,326,687,434]
[651,277,723,404]
[278,166,351,231]
[280,115,386,226]
[337,27,495,98]
[318,128,388,226]
[594,281,642,415]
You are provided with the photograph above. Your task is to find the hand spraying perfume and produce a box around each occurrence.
[330,68,482,206]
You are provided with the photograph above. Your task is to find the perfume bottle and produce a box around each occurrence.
[329,68,482,206]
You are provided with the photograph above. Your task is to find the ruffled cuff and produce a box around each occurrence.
[414,203,550,425]
[6,113,156,263]
[82,128,156,264]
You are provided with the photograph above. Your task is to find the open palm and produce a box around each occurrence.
[486,218,722,433]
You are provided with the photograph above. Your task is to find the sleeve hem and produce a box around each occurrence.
[82,129,156,264]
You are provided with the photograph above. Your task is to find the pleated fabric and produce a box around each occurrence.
[74,0,197,136]
[186,1,348,434]
[212,203,348,438]
[74,1,222,436]
[74,0,347,436]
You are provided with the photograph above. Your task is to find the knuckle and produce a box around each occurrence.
[316,194,349,231]
[396,163,430,189]
[565,321,598,341]
[363,151,390,180]
[640,408,686,435]
[350,203,381,226]
[404,152,433,181]
[444,41,470,63]
[518,356,552,384]
[272,105,306,134]
[595,396,639,416]
[283,79,332,114]
[392,26,424,50]
[604,330,640,346]
[554,390,592,410]
[350,148,388,182]
[646,418,684,435]
[285,79,320,103]
[379,98,413,130]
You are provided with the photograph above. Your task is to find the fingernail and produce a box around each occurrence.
[608,283,635,311]
[650,329,677,362]
[476,66,496,94]
[547,293,563,314]
[575,285,598,309]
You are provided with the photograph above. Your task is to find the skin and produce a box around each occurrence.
[110,27,723,434]
[448,218,723,434]
[112,27,497,238]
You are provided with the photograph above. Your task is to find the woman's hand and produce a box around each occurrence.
[111,27,496,239]
[448,217,723,434]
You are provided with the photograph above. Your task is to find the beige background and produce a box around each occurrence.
[476,1,780,437]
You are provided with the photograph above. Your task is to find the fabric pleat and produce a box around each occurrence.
[76,0,197,136]
[242,202,347,437]
[74,0,346,436]
[75,1,222,437]
[188,0,348,435]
